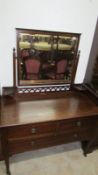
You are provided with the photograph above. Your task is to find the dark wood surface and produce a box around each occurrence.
[1,91,98,127]
[0,90,98,175]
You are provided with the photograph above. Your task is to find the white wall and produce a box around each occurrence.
[0,0,98,90]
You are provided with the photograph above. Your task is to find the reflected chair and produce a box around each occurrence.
[46,59,68,80]
[25,58,41,80]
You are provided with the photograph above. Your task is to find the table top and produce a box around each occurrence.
[0,91,98,128]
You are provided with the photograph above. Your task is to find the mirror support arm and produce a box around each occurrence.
[13,48,17,87]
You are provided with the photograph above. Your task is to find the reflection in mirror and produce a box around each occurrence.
[16,29,80,86]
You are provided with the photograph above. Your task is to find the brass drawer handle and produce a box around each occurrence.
[76,121,81,127]
[31,128,37,134]
[31,141,35,146]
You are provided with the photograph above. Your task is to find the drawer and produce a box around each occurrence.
[59,129,94,141]
[59,118,97,132]
[8,122,57,139]
[9,127,95,155]
[9,135,58,154]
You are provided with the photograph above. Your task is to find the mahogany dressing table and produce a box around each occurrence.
[0,29,98,175]
[0,89,98,175]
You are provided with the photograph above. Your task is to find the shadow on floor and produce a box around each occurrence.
[10,142,81,163]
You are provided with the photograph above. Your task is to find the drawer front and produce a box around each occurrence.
[58,129,94,142]
[59,118,97,133]
[9,128,94,155]
[9,136,57,154]
[8,134,80,155]
[8,122,57,139]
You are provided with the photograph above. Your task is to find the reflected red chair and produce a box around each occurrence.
[46,59,67,80]
[25,58,41,80]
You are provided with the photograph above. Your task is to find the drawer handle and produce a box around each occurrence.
[31,128,37,134]
[74,133,78,138]
[54,133,57,137]
[31,141,35,146]
[76,121,81,127]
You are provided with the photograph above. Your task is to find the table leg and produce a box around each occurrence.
[1,129,11,175]
[5,157,11,175]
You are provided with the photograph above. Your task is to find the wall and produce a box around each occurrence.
[0,0,98,91]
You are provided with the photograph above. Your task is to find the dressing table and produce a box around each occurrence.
[0,29,98,175]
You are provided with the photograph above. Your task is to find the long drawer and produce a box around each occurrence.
[8,122,57,139]
[7,117,97,141]
[9,135,56,154]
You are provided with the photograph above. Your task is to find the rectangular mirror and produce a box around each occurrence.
[16,28,80,86]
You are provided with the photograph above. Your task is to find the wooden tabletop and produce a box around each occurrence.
[0,91,98,127]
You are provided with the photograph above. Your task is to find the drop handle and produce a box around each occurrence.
[54,133,57,137]
[73,133,78,138]
[76,121,81,127]
[31,141,35,146]
[31,128,37,134]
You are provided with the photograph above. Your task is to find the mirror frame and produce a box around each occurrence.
[16,28,81,88]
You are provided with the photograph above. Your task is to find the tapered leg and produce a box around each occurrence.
[5,157,11,175]
[81,140,95,156]
[1,129,11,175]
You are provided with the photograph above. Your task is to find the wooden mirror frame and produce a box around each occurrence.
[13,29,81,93]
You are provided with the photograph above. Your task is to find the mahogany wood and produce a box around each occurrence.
[13,48,17,87]
[0,90,98,175]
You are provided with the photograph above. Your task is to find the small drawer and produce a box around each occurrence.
[59,118,97,133]
[59,119,82,133]
[58,128,94,143]
[8,122,57,139]
[78,118,98,129]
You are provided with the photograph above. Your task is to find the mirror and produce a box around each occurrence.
[16,28,80,86]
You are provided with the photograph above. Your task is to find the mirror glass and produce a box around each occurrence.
[16,29,80,86]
